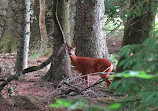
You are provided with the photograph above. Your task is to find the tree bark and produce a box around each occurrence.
[74,0,109,59]
[43,0,71,86]
[23,0,31,68]
[39,0,47,53]
[15,0,26,73]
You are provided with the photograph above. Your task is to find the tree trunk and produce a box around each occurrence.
[74,0,109,59]
[39,0,47,54]
[23,0,31,69]
[15,0,26,73]
[0,0,9,39]
[43,0,71,86]
[30,0,41,46]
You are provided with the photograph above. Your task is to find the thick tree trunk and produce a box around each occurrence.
[43,0,71,86]
[15,0,26,73]
[74,0,109,59]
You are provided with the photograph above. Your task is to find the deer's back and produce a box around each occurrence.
[72,57,111,74]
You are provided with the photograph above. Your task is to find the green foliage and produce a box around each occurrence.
[154,22,158,37]
[29,52,39,59]
[111,70,154,79]
[118,37,158,73]
[104,0,129,20]
[104,0,127,19]
[50,98,122,111]
[0,37,17,53]
[104,0,126,38]
[110,54,118,66]
[110,37,158,110]
[127,0,158,18]
[104,20,124,38]
[110,74,158,110]
[104,0,119,18]
[50,98,86,110]
[108,103,121,109]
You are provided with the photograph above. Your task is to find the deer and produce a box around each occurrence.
[66,43,113,87]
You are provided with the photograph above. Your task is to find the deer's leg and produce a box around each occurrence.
[100,74,111,88]
[82,75,88,83]
[81,75,88,85]
[85,75,88,84]
[106,79,112,87]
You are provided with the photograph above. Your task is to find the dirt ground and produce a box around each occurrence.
[0,37,122,111]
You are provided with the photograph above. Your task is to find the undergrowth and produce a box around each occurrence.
[110,37,158,111]
[0,37,17,53]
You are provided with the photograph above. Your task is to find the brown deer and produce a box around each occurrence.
[67,44,113,87]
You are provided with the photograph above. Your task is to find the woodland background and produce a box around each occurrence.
[0,0,158,111]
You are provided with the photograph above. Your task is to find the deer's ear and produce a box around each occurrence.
[72,42,77,48]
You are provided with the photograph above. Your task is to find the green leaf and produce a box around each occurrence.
[49,99,71,108]
[49,103,61,108]
[110,71,154,79]
[49,98,86,110]
[108,103,121,109]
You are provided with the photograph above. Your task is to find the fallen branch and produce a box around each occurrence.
[59,89,81,96]
[57,82,82,96]
[0,73,19,92]
[57,77,109,97]
[0,43,66,93]
[71,77,108,96]
[63,82,80,91]
[22,54,54,74]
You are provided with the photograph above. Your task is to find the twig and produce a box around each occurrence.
[71,77,108,96]
[63,82,80,91]
[56,82,82,96]
[59,89,81,96]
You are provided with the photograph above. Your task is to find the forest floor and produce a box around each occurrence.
[0,37,122,111]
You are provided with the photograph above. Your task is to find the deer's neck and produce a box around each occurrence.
[70,54,78,64]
